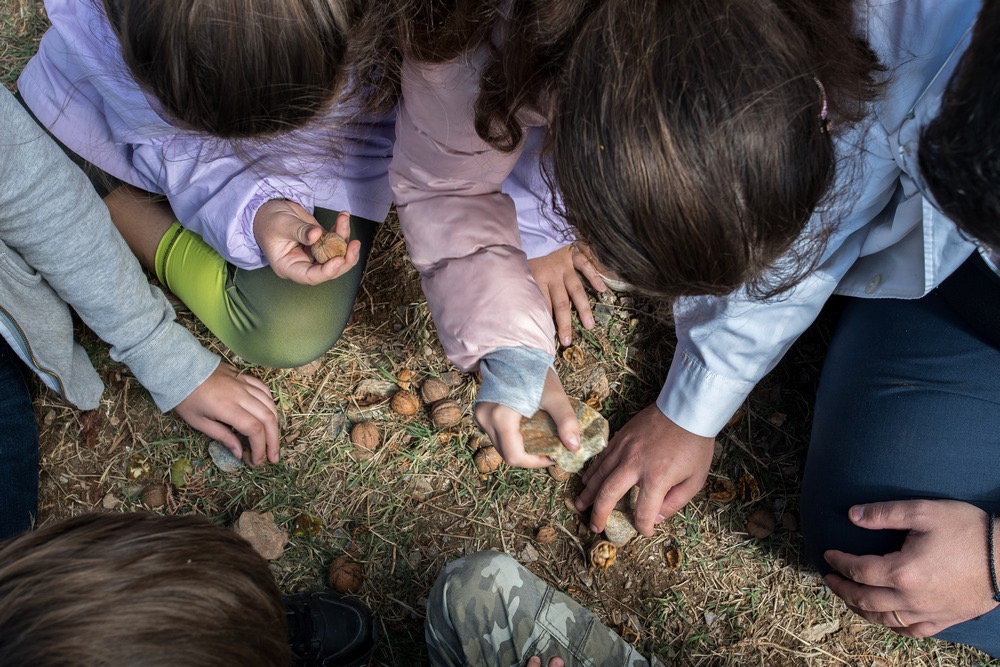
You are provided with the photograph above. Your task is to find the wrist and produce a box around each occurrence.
[988,512,1000,603]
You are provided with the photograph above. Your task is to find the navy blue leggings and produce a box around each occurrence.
[0,336,38,540]
[801,288,1000,656]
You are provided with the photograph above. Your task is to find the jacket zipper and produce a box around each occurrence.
[0,305,67,397]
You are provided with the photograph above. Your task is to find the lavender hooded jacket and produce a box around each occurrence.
[17,0,395,270]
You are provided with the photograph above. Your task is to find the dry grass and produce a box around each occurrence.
[4,4,998,666]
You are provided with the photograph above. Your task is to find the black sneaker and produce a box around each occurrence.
[284,591,378,667]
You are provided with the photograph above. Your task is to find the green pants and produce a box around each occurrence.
[154,209,376,368]
[425,551,655,667]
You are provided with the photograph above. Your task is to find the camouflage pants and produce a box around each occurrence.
[425,551,652,667]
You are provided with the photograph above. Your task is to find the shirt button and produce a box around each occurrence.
[864,274,882,294]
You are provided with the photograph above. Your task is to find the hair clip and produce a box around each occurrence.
[813,77,831,133]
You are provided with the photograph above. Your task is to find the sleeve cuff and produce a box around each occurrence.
[476,347,554,417]
[655,347,755,438]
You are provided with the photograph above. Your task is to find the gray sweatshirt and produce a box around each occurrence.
[0,86,218,412]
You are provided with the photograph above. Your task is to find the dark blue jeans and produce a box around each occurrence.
[0,336,38,540]
[801,288,1000,657]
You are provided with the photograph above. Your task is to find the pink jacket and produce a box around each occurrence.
[18,0,395,270]
[390,50,559,398]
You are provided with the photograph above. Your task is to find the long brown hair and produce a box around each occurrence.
[552,0,882,300]
[0,513,290,667]
[381,0,882,301]
[103,0,360,138]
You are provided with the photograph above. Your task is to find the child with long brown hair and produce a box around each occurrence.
[16,0,394,370]
[380,0,879,488]
[383,5,986,646]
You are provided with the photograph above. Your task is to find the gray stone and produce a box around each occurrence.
[208,440,244,474]
[521,398,608,472]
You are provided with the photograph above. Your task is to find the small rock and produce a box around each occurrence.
[603,510,637,546]
[519,543,540,563]
[521,398,608,473]
[704,611,718,627]
[593,303,614,326]
[327,411,346,439]
[101,492,121,510]
[208,441,244,474]
[233,511,288,560]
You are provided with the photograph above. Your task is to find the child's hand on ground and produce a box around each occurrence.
[824,499,999,637]
[575,403,714,536]
[474,369,580,468]
[173,363,280,465]
[253,201,360,285]
[528,245,606,346]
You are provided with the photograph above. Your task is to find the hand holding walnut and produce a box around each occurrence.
[252,200,359,285]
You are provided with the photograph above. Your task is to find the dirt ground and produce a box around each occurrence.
[5,2,999,666]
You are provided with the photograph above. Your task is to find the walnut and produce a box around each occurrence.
[420,377,451,404]
[589,540,617,570]
[535,525,558,545]
[327,555,364,594]
[389,390,420,416]
[140,483,168,509]
[349,422,380,450]
[746,509,776,539]
[473,446,503,474]
[430,399,463,428]
[311,231,348,263]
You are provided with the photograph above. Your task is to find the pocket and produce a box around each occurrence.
[0,244,42,287]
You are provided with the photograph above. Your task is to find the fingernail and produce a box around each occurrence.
[584,316,595,328]
[561,336,572,346]
[574,499,585,511]
[655,514,666,523]
[590,523,600,533]
[568,435,580,449]
[850,505,865,522]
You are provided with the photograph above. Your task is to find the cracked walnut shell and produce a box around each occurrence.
[589,540,617,570]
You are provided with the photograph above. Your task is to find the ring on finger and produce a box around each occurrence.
[891,610,908,628]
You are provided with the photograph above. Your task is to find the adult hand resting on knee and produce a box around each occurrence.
[254,201,360,285]
[474,369,580,469]
[823,499,1000,638]
[174,363,280,466]
[575,404,714,537]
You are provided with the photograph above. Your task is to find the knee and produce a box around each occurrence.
[229,306,347,368]
[429,551,521,614]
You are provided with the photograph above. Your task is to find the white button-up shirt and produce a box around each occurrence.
[660,0,982,437]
